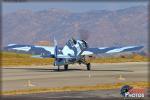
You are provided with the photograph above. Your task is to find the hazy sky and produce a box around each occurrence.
[2,1,148,13]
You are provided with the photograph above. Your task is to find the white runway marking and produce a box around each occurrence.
[118,75,125,81]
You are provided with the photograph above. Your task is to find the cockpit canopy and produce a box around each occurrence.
[67,38,88,49]
[67,38,77,47]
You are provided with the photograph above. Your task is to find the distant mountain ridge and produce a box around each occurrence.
[2,6,148,52]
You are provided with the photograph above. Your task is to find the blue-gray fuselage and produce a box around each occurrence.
[54,39,88,66]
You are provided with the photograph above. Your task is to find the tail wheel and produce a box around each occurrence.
[64,65,68,70]
[87,63,91,70]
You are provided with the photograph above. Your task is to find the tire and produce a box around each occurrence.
[57,66,60,71]
[87,63,91,70]
[64,65,68,70]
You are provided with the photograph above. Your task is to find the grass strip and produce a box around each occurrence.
[1,52,149,67]
[2,81,149,95]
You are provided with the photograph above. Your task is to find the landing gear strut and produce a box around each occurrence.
[87,63,91,70]
[79,58,91,70]
[57,66,60,71]
[64,64,68,70]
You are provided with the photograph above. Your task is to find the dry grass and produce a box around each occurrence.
[88,54,148,63]
[2,81,149,95]
[1,52,54,66]
[1,52,148,66]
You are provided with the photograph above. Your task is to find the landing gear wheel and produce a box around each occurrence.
[64,65,68,70]
[87,63,91,70]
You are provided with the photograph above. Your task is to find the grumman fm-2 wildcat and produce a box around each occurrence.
[5,38,143,71]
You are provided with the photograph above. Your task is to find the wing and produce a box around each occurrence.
[81,46,143,56]
[4,44,55,58]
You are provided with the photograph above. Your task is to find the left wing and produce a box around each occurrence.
[81,46,143,56]
[4,44,55,58]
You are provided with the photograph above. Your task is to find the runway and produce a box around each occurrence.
[2,62,148,92]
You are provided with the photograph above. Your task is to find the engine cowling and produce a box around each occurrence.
[81,40,88,50]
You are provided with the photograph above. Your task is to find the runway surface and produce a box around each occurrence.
[2,62,148,92]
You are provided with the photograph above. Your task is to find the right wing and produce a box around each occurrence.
[4,44,55,58]
[81,46,143,56]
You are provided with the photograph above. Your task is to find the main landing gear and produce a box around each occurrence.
[64,64,68,70]
[56,59,91,71]
[57,64,68,71]
[79,58,91,71]
[86,63,91,70]
[57,66,60,71]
